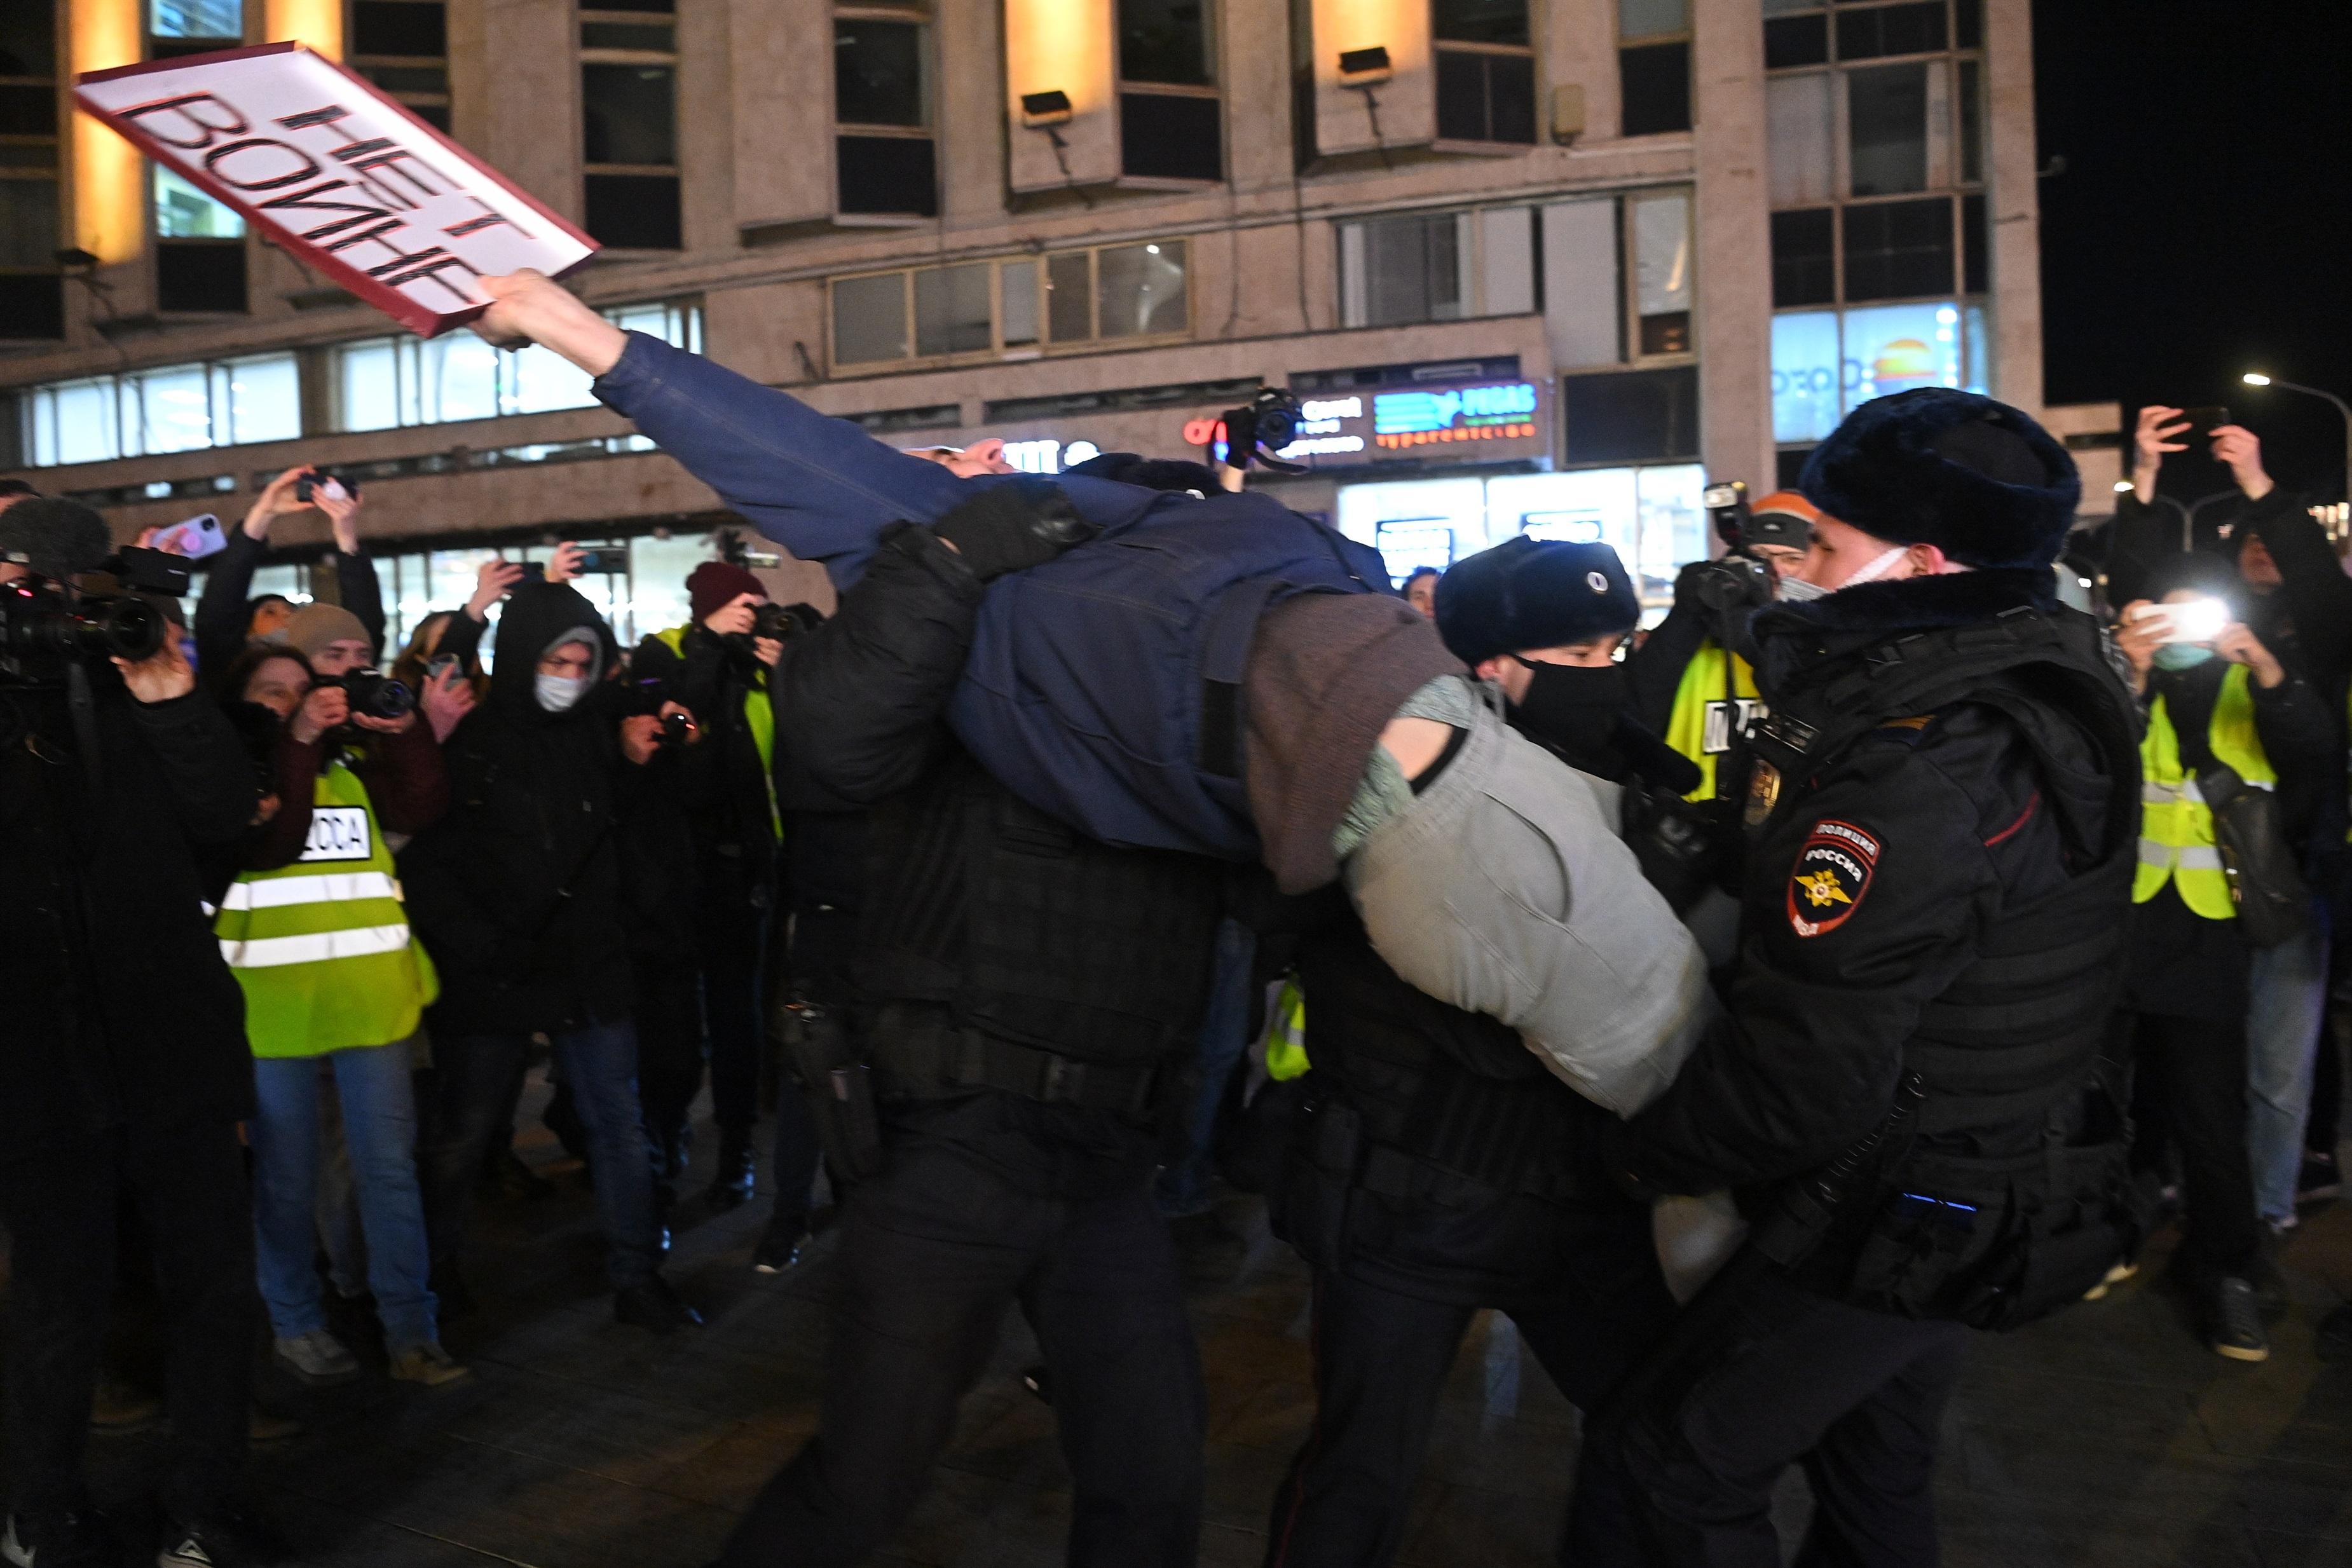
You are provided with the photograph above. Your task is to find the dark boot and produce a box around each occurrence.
[706,1131,755,1213]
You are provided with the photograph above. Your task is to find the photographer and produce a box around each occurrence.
[2111,557,2335,1359]
[1628,490,1817,801]
[629,561,795,1214]
[195,466,385,685]
[0,498,287,1567]
[212,634,464,1390]
[404,579,701,1332]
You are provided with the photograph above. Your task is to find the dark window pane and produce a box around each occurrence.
[1357,213,1463,328]
[1119,0,1212,85]
[1962,191,1986,294]
[837,135,937,216]
[1435,50,1535,144]
[584,172,681,248]
[1847,62,1927,195]
[580,22,673,50]
[1776,445,1815,489]
[914,262,992,357]
[357,64,447,93]
[1763,13,1827,69]
[1770,207,1835,306]
[1618,42,1691,135]
[0,4,58,75]
[1841,196,1952,301]
[834,20,924,127]
[352,1,446,57]
[1562,365,1699,462]
[413,102,451,132]
[156,240,247,313]
[0,143,59,168]
[1639,312,1689,355]
[0,275,63,339]
[149,35,231,58]
[0,177,58,268]
[582,64,676,165]
[1955,0,1983,48]
[1834,1,1946,62]
[0,84,53,136]
[1048,252,1091,342]
[1119,92,1222,179]
[1433,0,1530,46]
[1958,58,1982,182]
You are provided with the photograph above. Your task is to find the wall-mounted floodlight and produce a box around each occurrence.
[1021,89,1074,126]
[1337,46,1391,83]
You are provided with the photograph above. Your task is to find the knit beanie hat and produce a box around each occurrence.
[1432,537,1640,667]
[1798,388,2079,570]
[1746,491,1821,551]
[688,560,766,624]
[282,603,371,659]
[1243,592,1466,894]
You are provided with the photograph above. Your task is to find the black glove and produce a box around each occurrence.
[930,477,1099,582]
[1620,777,1724,915]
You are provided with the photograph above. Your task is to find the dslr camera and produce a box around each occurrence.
[0,546,186,684]
[1214,388,1307,473]
[725,601,822,659]
[324,668,415,723]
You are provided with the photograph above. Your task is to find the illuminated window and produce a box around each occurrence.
[836,4,936,217]
[352,0,450,132]
[581,4,681,249]
[1434,0,1535,144]
[331,300,702,431]
[0,3,63,339]
[16,351,299,467]
[151,0,241,43]
[1770,300,1986,444]
[1118,0,1221,179]
[153,165,243,239]
[829,241,1189,372]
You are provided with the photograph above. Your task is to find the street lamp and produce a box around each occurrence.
[2242,372,2352,503]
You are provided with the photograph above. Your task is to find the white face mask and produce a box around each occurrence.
[535,672,589,712]
[1779,544,1912,603]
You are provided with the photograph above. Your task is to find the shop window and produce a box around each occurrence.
[1618,0,1690,137]
[1770,299,1980,445]
[0,3,62,339]
[830,241,1189,372]
[1340,205,1535,331]
[16,351,299,468]
[1770,207,1835,308]
[1840,196,1952,301]
[581,10,681,249]
[1562,365,1699,464]
[352,1,450,132]
[1118,0,1220,179]
[836,10,936,216]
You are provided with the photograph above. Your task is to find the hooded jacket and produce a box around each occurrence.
[402,583,653,1035]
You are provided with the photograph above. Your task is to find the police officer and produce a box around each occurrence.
[1259,540,1681,1568]
[714,482,1219,1568]
[1594,390,2144,1564]
[1629,491,1819,801]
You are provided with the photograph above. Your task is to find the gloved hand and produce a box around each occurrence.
[1620,778,1723,915]
[931,477,1100,582]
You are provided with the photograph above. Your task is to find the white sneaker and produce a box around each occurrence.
[273,1328,359,1386]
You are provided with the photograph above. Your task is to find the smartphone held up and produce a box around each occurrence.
[2130,597,2231,644]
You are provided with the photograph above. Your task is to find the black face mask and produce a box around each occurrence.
[1508,661,1627,772]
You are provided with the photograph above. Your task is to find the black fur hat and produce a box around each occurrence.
[1433,537,1639,666]
[0,496,111,581]
[1799,388,2079,571]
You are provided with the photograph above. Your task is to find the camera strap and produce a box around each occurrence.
[65,661,104,803]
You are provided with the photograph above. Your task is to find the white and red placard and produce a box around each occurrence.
[76,43,596,337]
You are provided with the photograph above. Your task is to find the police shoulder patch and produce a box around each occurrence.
[1787,819,1880,937]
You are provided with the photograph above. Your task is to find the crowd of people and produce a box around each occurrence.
[0,277,2348,1568]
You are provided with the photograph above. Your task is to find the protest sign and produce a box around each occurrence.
[75,42,596,337]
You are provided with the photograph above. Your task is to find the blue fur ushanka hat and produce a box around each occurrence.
[1799,388,2080,571]
[1432,536,1639,666]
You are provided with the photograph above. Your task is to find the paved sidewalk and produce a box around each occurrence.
[46,1085,2352,1567]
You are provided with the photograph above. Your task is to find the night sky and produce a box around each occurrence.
[2034,1,2352,501]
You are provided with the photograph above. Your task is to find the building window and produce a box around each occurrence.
[1562,365,1699,463]
[836,4,936,217]
[581,5,681,249]
[1118,0,1221,179]
[0,4,63,339]
[150,0,241,53]
[1618,0,1691,137]
[1765,0,1986,440]
[1339,205,1535,330]
[147,0,248,311]
[351,0,450,132]
[18,352,301,468]
[828,240,1190,372]
[331,299,701,432]
[1538,186,1697,370]
[1433,0,1535,145]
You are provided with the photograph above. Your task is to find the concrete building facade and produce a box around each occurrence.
[0,0,2046,644]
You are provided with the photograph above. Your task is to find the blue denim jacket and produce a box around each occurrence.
[594,332,1386,857]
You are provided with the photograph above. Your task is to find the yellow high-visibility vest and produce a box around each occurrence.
[653,624,778,836]
[2134,662,2276,920]
[215,760,438,1058]
[1664,638,1764,801]
[1262,980,1309,1082]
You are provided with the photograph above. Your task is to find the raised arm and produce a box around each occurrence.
[473,270,968,576]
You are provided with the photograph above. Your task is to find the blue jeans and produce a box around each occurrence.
[425,1022,661,1291]
[2248,902,2332,1222]
[1155,918,1255,1219]
[250,1037,439,1352]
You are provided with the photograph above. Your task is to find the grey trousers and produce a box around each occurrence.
[1344,695,1712,1116]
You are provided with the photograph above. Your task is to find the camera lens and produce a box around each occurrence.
[339,669,414,721]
